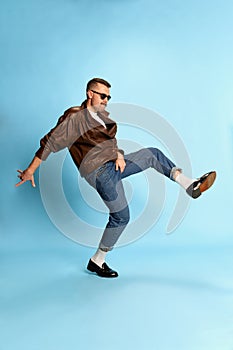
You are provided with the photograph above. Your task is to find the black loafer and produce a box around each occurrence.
[87,259,118,278]
[186,171,216,199]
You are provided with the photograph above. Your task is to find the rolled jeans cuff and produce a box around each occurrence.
[99,245,113,252]
[170,167,182,181]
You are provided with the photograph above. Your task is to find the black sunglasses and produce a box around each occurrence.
[91,90,111,101]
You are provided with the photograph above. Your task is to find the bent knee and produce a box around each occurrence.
[110,207,130,226]
[148,147,163,156]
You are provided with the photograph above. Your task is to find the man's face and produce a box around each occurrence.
[87,83,111,113]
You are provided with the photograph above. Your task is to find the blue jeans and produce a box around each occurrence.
[84,147,178,251]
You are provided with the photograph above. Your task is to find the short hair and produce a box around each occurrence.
[86,78,111,92]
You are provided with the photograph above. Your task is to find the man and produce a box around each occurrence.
[16,77,216,278]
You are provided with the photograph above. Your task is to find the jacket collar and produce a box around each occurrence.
[80,100,110,118]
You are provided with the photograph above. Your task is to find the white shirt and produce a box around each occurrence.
[89,109,106,129]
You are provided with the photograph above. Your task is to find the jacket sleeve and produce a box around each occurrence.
[35,111,79,161]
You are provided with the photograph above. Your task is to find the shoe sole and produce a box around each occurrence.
[87,269,118,278]
[87,264,118,278]
[199,171,216,193]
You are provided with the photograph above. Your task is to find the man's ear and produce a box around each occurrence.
[87,90,93,99]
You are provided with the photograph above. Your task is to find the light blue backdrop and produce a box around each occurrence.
[1,1,233,349]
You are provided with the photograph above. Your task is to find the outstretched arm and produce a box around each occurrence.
[16,156,42,188]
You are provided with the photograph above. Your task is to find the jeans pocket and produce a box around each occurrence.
[96,163,107,177]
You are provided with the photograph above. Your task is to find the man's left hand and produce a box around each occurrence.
[115,152,126,173]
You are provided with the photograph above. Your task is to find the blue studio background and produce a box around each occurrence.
[1,0,233,349]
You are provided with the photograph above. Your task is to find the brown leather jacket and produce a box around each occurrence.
[35,101,124,176]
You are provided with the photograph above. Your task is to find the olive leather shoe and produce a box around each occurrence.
[186,171,216,199]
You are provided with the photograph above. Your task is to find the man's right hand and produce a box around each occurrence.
[15,156,42,188]
[16,169,36,188]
